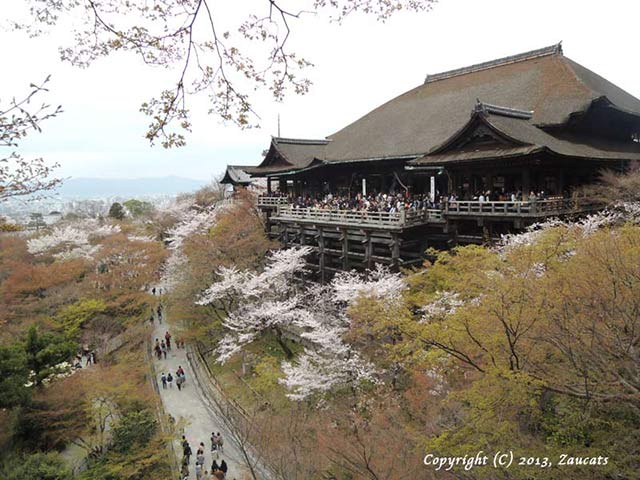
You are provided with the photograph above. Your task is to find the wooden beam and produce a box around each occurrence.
[365,231,373,270]
[342,228,349,270]
[318,227,326,283]
[391,233,400,269]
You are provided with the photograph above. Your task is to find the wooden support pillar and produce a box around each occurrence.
[265,210,271,233]
[267,177,272,194]
[364,231,373,270]
[391,233,400,269]
[341,229,349,270]
[317,226,326,284]
[299,224,305,246]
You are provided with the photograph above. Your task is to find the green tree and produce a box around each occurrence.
[55,299,108,339]
[108,202,125,220]
[24,325,76,387]
[0,344,30,408]
[123,199,154,218]
[0,452,71,480]
[110,409,157,454]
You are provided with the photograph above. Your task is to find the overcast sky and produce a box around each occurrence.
[2,0,639,181]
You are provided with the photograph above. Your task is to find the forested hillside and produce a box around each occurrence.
[1,184,639,480]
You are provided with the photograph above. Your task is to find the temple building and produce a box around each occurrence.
[222,44,640,277]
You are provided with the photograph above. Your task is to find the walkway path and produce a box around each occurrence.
[151,320,254,480]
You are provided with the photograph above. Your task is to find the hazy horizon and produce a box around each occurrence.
[2,0,640,181]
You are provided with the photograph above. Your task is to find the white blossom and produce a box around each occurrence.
[53,244,101,261]
[523,262,547,278]
[575,210,620,237]
[26,219,121,260]
[280,350,378,401]
[159,199,230,292]
[496,218,567,254]
[332,264,405,306]
[27,226,90,254]
[197,248,403,400]
[420,291,465,322]
[127,235,156,243]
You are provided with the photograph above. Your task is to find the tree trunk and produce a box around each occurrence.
[273,327,294,360]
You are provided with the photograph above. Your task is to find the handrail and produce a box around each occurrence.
[257,196,289,207]
[443,198,600,216]
[260,196,602,228]
[271,206,445,228]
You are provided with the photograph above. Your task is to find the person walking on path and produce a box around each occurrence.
[210,432,218,456]
[176,370,183,391]
[154,339,161,359]
[165,331,172,350]
[160,373,167,389]
[195,462,204,480]
[180,457,189,479]
[216,432,224,454]
[220,460,228,476]
[161,340,167,359]
[176,366,186,388]
[183,439,192,464]
[196,442,206,469]
[167,372,173,388]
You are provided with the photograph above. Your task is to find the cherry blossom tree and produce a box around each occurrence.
[27,220,121,260]
[198,250,405,400]
[13,0,437,147]
[1,77,62,201]
[159,198,230,291]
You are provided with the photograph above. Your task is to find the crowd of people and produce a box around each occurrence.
[289,192,439,213]
[150,288,231,479]
[276,190,548,213]
[267,188,556,214]
[181,434,229,479]
[160,364,187,391]
[153,330,184,357]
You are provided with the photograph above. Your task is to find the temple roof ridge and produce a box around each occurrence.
[473,100,534,119]
[424,43,563,85]
[272,136,330,145]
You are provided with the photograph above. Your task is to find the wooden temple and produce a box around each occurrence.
[222,44,640,278]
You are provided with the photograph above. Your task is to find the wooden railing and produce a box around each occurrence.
[261,197,602,229]
[272,206,443,228]
[257,196,290,207]
[443,198,600,217]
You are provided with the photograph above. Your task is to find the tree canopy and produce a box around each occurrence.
[0,78,62,202]
[14,0,437,147]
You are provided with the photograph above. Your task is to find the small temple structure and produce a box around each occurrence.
[221,44,640,277]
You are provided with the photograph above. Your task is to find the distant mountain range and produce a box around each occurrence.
[53,176,209,198]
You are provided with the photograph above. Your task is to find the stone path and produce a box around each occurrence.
[151,321,254,480]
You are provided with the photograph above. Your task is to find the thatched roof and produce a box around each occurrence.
[220,165,261,185]
[249,44,640,175]
[411,104,640,166]
[251,137,328,175]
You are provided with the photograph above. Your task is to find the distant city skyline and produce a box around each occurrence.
[2,0,640,180]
